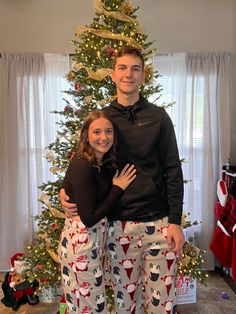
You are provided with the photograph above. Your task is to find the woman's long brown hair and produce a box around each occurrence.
[77,110,117,170]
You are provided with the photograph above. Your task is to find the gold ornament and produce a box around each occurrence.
[181,256,191,267]
[45,151,54,162]
[71,132,80,141]
[49,166,61,174]
[85,95,93,103]
[38,232,47,239]
[120,1,135,15]
[144,64,153,83]
[66,71,76,82]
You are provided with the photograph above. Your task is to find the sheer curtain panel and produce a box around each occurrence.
[153,52,231,270]
[0,53,69,270]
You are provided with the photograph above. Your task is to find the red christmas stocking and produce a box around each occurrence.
[210,225,232,267]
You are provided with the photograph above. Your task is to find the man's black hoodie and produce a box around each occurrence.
[103,96,184,225]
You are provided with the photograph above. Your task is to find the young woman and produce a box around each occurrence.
[58,110,136,314]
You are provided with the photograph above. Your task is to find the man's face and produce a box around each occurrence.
[111,54,145,97]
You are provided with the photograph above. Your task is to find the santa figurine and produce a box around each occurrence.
[1,253,39,311]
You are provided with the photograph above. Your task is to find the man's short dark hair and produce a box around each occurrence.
[113,45,144,70]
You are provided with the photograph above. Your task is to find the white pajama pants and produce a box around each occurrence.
[58,218,107,314]
[106,217,177,314]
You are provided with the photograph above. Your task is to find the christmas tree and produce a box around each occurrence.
[23,0,207,297]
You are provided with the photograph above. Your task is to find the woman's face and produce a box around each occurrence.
[88,117,114,161]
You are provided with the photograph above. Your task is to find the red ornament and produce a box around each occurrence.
[64,105,72,112]
[75,83,85,91]
[40,278,49,284]
[69,151,76,160]
[107,47,116,57]
[51,223,59,230]
[35,264,44,270]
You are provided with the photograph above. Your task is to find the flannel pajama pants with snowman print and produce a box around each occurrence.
[58,218,107,314]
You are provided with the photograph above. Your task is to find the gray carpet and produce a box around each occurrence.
[0,271,235,313]
[177,271,236,314]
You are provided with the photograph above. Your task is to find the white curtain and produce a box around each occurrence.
[0,53,69,270]
[0,52,231,271]
[153,52,232,269]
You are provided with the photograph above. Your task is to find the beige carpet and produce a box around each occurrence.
[1,271,235,314]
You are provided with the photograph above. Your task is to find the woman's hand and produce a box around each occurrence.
[112,164,136,190]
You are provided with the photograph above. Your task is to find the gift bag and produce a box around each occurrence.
[59,295,68,314]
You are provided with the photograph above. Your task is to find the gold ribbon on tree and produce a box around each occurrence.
[47,203,66,219]
[75,62,113,81]
[93,0,138,25]
[39,191,65,219]
[98,96,117,107]
[37,233,60,263]
[47,247,60,263]
[75,26,142,50]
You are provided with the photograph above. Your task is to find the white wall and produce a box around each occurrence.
[0,0,235,54]
[1,0,236,161]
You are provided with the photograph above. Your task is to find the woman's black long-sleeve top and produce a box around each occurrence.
[63,157,123,227]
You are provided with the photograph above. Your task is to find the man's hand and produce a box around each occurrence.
[59,188,78,218]
[167,224,185,260]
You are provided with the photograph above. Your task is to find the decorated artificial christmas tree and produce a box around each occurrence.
[23,0,207,304]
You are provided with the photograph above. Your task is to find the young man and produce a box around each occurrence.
[60,45,184,314]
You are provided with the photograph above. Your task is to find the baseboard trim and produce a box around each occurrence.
[215,266,236,293]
